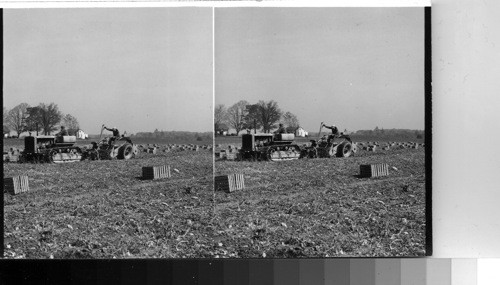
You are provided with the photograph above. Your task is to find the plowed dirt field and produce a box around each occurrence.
[213,137,427,257]
[3,138,214,258]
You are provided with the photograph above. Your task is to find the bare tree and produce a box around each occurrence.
[227,100,249,136]
[6,103,30,137]
[214,104,228,132]
[62,114,80,135]
[25,106,43,135]
[3,106,8,123]
[257,100,282,133]
[282,111,300,133]
[3,107,9,136]
[243,104,262,134]
[39,103,63,135]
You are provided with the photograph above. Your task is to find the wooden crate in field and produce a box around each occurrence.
[360,164,389,178]
[4,175,30,195]
[214,174,245,193]
[142,165,171,180]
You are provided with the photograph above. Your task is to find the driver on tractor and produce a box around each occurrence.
[322,123,339,144]
[56,126,69,137]
[103,126,120,145]
[274,123,286,134]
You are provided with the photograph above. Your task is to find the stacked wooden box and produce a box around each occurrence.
[142,165,171,180]
[4,148,21,162]
[214,174,245,193]
[4,175,30,195]
[360,164,389,178]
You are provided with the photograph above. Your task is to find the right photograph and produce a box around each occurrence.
[213,7,429,257]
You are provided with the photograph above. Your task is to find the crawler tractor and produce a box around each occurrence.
[239,133,302,161]
[21,135,83,163]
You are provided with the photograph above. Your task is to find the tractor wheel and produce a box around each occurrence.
[118,143,134,160]
[328,146,336,157]
[109,148,118,159]
[336,141,352,158]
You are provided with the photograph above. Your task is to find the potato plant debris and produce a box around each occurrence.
[4,138,214,258]
[213,136,426,257]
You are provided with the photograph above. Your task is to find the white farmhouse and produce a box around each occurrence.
[76,129,88,139]
[295,127,308,137]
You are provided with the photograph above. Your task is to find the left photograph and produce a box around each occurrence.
[3,8,214,258]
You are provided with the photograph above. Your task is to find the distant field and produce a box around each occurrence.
[215,135,424,146]
[3,136,211,152]
[213,136,427,257]
[3,138,214,258]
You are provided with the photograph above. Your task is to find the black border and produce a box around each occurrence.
[424,6,432,256]
[1,8,5,261]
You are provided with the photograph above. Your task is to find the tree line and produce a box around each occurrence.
[3,103,80,137]
[214,100,301,135]
[352,127,425,140]
[132,130,212,142]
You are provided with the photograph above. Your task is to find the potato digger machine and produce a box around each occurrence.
[18,125,136,163]
[238,122,353,162]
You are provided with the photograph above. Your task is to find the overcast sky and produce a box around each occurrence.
[215,8,425,133]
[4,8,213,134]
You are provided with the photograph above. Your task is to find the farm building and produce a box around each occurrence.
[76,129,89,139]
[215,123,229,136]
[295,127,308,137]
[3,126,10,138]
